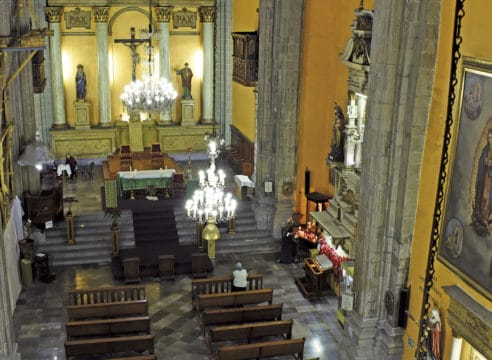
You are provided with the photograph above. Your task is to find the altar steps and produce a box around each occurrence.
[175,200,281,255]
[39,210,135,267]
[132,207,179,246]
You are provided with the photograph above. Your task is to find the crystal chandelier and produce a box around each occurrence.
[120,76,177,115]
[120,2,177,118]
[185,129,236,224]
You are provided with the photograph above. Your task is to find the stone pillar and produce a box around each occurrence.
[156,6,173,125]
[214,0,233,145]
[45,7,66,128]
[199,7,216,124]
[255,0,304,236]
[340,0,441,359]
[93,7,112,127]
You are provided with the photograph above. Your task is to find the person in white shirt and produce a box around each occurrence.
[232,262,248,292]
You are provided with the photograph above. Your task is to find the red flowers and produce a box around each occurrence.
[318,235,351,269]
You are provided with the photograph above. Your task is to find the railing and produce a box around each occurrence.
[68,285,146,305]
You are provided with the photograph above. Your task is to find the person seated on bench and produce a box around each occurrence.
[232,262,248,292]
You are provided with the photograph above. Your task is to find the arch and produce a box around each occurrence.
[108,6,158,36]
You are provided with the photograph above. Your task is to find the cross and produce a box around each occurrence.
[114,27,149,81]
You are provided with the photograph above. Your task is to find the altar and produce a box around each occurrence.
[117,169,175,198]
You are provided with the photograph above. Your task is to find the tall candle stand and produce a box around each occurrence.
[186,146,193,179]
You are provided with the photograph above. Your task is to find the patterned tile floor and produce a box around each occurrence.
[14,255,343,360]
[13,157,345,359]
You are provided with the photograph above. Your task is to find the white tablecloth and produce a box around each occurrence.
[118,169,175,179]
[57,164,71,176]
[234,175,254,188]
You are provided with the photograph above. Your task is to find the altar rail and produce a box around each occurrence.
[68,285,146,306]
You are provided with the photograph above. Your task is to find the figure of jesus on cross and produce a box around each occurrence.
[114,27,149,82]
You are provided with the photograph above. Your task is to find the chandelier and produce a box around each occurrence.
[120,2,177,118]
[120,76,177,115]
[185,128,236,225]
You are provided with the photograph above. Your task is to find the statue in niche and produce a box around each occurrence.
[75,64,86,101]
[328,103,346,162]
[175,62,193,99]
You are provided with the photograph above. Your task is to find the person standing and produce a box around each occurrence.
[75,64,87,101]
[175,62,193,99]
[232,262,248,292]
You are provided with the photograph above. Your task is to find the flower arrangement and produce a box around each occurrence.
[318,234,351,269]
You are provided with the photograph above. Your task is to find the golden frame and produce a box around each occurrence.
[439,57,492,301]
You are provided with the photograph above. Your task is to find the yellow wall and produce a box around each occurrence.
[295,1,374,215]
[231,0,258,141]
[61,6,203,126]
[404,0,492,359]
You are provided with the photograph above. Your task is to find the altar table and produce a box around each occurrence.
[117,169,175,197]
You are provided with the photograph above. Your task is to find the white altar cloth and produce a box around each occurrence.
[118,169,175,179]
[234,175,254,188]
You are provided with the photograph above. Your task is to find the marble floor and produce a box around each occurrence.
[13,158,346,360]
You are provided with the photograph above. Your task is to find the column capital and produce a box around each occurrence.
[45,7,63,23]
[199,6,216,23]
[156,6,173,22]
[93,7,110,23]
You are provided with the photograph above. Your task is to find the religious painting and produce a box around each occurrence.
[440,58,492,300]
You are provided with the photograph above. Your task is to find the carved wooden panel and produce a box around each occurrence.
[232,32,258,87]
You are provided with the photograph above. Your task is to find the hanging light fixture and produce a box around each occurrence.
[185,127,236,225]
[120,1,177,119]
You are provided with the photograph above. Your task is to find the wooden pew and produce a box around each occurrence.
[65,316,150,339]
[196,289,273,312]
[207,319,293,351]
[109,356,157,360]
[216,337,305,360]
[192,274,264,308]
[202,303,283,335]
[67,299,148,321]
[64,334,154,359]
[68,285,146,305]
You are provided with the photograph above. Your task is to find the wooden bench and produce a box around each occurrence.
[216,337,305,360]
[64,334,154,359]
[202,303,283,335]
[67,299,148,321]
[65,316,150,339]
[196,289,273,312]
[192,274,264,308]
[68,285,146,305]
[109,356,157,360]
[108,356,157,360]
[207,319,293,351]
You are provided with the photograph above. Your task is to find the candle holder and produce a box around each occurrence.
[186,146,193,179]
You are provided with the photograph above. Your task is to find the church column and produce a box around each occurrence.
[156,6,173,124]
[45,7,66,128]
[93,7,111,127]
[255,0,304,235]
[340,0,441,359]
[199,7,215,124]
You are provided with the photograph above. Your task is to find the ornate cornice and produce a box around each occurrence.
[443,286,491,359]
[45,7,64,23]
[199,6,216,23]
[155,6,173,22]
[93,7,110,23]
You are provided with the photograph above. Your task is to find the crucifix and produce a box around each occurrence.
[114,27,149,81]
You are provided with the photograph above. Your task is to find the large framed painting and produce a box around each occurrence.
[440,58,492,300]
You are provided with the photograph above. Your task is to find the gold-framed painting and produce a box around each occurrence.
[439,57,492,301]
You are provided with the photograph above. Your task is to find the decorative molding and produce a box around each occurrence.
[173,8,197,29]
[155,6,173,22]
[93,7,110,23]
[199,6,216,23]
[443,286,491,359]
[45,7,64,23]
[64,7,91,29]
